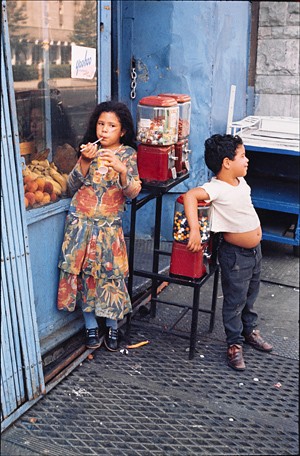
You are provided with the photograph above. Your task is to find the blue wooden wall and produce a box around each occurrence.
[118,0,251,240]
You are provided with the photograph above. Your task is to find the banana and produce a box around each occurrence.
[32,164,47,172]
[50,162,58,171]
[45,178,62,195]
[49,169,67,192]
[22,167,40,180]
[22,167,32,177]
[31,159,50,167]
[23,161,68,196]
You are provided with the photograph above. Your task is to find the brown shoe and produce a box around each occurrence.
[227,344,246,371]
[244,330,273,352]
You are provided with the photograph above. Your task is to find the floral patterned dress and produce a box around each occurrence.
[57,145,141,320]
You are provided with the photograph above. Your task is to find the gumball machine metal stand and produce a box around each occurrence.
[127,186,220,360]
[128,94,219,360]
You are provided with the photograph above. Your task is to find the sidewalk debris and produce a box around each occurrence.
[126,340,149,349]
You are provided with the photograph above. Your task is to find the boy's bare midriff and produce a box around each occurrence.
[223,226,262,249]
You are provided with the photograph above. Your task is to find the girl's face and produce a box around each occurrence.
[96,111,125,150]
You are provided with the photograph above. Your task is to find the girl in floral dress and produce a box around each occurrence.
[57,101,141,351]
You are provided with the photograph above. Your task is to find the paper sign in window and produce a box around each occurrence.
[71,45,96,80]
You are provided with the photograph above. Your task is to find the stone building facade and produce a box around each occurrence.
[254,1,299,118]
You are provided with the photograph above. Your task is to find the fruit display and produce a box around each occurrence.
[22,159,68,209]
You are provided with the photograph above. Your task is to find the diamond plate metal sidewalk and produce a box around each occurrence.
[1,240,299,456]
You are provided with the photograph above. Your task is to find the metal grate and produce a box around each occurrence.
[2,239,299,454]
[3,324,298,456]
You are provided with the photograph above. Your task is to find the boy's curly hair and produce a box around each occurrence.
[204,134,243,175]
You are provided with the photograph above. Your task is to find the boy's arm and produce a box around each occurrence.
[183,187,210,252]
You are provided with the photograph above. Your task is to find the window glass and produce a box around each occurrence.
[7,0,98,209]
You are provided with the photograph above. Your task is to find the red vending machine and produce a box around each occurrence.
[136,96,179,182]
[158,93,192,174]
[170,195,211,279]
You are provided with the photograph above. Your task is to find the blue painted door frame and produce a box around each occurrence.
[1,0,112,430]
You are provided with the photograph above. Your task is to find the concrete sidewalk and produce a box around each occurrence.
[1,240,299,456]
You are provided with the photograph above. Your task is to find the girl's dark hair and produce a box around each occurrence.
[204,134,243,175]
[80,101,136,154]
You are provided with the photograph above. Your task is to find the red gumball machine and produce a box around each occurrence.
[158,93,192,174]
[136,96,179,182]
[169,195,211,279]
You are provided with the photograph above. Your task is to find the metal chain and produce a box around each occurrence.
[130,59,137,100]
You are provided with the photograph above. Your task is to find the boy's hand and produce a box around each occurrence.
[183,188,210,253]
[187,229,202,252]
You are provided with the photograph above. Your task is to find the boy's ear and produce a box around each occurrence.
[222,157,231,169]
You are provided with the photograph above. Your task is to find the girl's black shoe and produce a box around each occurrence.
[104,327,119,351]
[86,327,101,349]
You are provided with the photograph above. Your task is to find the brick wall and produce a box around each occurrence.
[254,1,299,117]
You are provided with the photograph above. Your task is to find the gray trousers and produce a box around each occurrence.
[218,240,262,346]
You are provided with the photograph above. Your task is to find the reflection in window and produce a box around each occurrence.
[7,1,97,210]
[59,1,63,28]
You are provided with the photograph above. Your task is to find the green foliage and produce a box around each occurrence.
[70,0,97,48]
[12,64,71,81]
[12,65,38,81]
[7,0,28,42]
[7,0,29,64]
[50,64,71,78]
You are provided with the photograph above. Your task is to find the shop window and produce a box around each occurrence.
[7,0,97,211]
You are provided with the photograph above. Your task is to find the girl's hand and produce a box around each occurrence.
[187,229,202,252]
[80,143,98,162]
[79,143,99,176]
[99,149,127,174]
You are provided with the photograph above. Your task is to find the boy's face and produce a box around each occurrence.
[230,144,249,177]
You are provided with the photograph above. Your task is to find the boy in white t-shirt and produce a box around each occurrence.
[183,134,272,371]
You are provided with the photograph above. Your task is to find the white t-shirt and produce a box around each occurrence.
[201,176,260,233]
